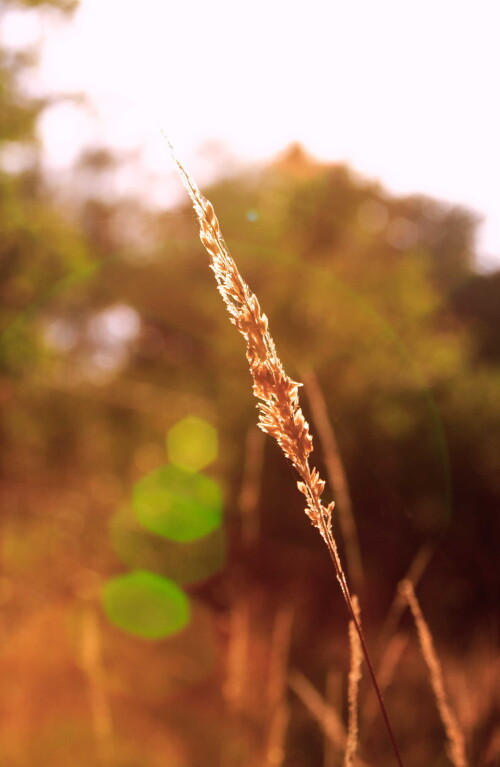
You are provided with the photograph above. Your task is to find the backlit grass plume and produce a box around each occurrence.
[170,148,331,539]
[170,144,404,767]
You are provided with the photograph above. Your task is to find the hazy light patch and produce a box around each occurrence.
[0,8,41,50]
[37,102,100,169]
[85,347,129,381]
[386,218,420,250]
[167,417,218,473]
[88,304,140,345]
[0,143,37,175]
[25,0,500,267]
[44,318,78,351]
[67,304,142,382]
[477,216,500,271]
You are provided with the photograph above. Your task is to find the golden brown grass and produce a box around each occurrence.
[288,669,346,755]
[363,543,435,730]
[301,368,365,595]
[171,153,332,542]
[265,606,294,767]
[170,144,404,766]
[345,595,363,767]
[79,606,114,765]
[400,580,468,767]
[237,425,265,547]
[223,601,251,714]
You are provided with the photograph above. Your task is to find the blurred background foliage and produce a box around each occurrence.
[0,2,499,766]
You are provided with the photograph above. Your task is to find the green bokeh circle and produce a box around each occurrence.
[132,464,222,543]
[167,416,218,472]
[101,570,190,639]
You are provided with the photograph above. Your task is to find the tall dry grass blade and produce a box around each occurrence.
[324,670,343,767]
[363,633,409,731]
[265,705,290,767]
[379,543,435,652]
[289,671,373,767]
[376,633,409,699]
[170,145,404,767]
[301,367,364,594]
[363,543,434,728]
[400,580,468,767]
[485,727,500,766]
[238,425,266,546]
[265,606,294,767]
[344,595,363,767]
[223,601,251,713]
[80,606,114,766]
[288,670,346,752]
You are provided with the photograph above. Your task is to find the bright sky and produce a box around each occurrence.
[4,0,500,268]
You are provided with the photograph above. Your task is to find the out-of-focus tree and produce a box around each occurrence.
[452,270,500,363]
[0,0,86,378]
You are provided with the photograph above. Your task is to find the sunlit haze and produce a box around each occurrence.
[1,4,499,761]
[4,0,500,268]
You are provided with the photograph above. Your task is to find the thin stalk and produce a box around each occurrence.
[401,580,468,767]
[301,367,365,595]
[316,512,405,767]
[170,143,405,767]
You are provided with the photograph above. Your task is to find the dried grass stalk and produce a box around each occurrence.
[80,606,114,765]
[170,145,404,767]
[363,633,409,731]
[344,595,363,767]
[289,671,373,767]
[238,425,265,546]
[301,368,365,594]
[265,606,294,767]
[288,670,346,752]
[170,151,334,543]
[223,601,250,713]
[378,543,435,652]
[400,580,468,767]
[363,543,434,729]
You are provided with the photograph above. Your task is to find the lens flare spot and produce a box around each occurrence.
[246,209,259,222]
[167,416,218,472]
[133,464,222,542]
[101,570,190,639]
